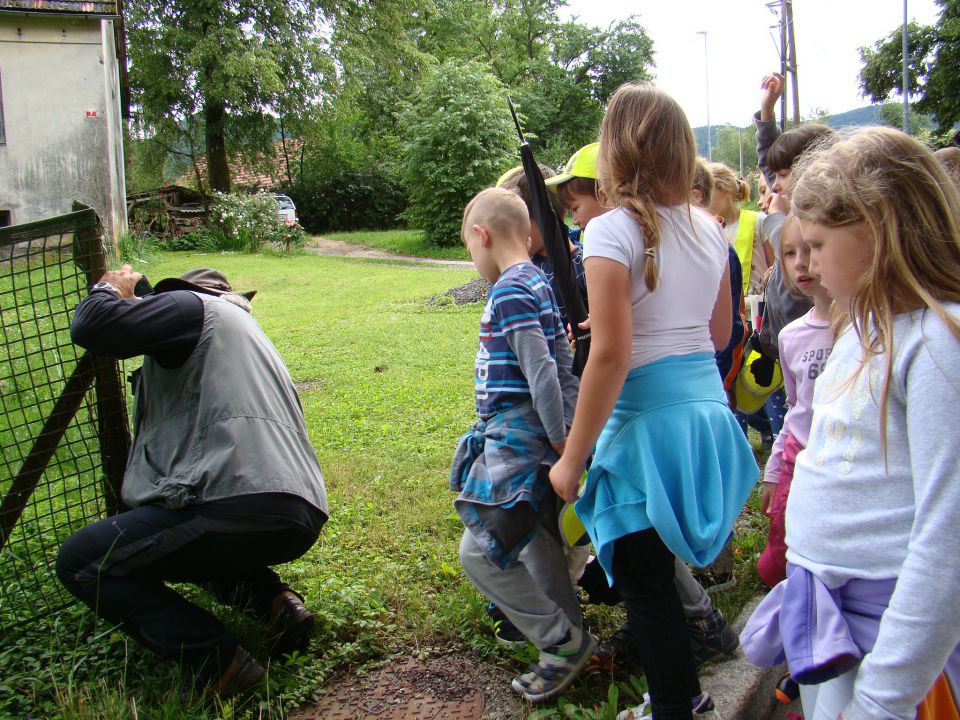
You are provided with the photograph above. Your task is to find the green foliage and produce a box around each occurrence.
[859,1,960,136]
[210,191,289,253]
[417,2,654,166]
[711,126,760,179]
[400,60,516,247]
[126,0,336,192]
[285,167,408,233]
[117,231,159,265]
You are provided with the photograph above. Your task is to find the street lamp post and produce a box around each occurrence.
[903,0,910,133]
[697,30,711,161]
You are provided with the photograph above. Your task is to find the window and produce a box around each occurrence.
[0,211,10,228]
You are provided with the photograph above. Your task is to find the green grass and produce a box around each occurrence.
[0,250,771,720]
[318,228,469,261]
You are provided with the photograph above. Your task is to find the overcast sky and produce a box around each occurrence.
[562,0,941,127]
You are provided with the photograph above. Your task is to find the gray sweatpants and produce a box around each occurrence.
[459,502,581,650]
[675,557,713,618]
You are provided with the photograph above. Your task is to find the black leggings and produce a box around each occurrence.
[612,528,700,720]
[56,495,322,681]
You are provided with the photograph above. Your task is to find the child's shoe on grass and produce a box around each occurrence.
[511,626,598,703]
[487,603,527,648]
[587,624,641,673]
[616,691,715,719]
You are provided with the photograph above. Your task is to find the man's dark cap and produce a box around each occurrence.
[153,268,256,300]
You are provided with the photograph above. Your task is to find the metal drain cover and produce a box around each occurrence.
[291,657,486,720]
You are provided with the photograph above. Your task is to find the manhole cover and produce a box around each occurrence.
[291,657,486,720]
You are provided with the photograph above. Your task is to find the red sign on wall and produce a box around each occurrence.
[86,110,98,119]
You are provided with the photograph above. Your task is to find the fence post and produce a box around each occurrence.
[72,203,130,515]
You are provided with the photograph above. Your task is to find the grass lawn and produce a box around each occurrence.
[0,249,769,720]
[319,229,470,261]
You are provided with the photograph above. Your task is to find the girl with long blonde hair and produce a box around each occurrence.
[742,126,960,719]
[550,83,758,719]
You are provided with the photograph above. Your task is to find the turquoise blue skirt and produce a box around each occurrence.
[575,352,758,583]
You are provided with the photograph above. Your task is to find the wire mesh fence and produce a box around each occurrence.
[0,206,128,633]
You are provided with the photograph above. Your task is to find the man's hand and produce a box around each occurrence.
[549,455,582,503]
[97,264,142,299]
[760,73,785,121]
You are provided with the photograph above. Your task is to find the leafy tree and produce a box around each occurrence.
[711,126,759,178]
[419,0,655,165]
[859,1,960,136]
[400,60,516,247]
[126,0,334,192]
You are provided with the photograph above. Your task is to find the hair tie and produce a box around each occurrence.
[644,247,657,259]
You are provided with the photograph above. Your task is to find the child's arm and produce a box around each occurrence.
[754,73,784,189]
[506,327,566,453]
[845,323,960,720]
[549,256,632,502]
[761,328,800,513]
[759,73,784,122]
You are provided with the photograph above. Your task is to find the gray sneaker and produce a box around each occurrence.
[511,626,598,703]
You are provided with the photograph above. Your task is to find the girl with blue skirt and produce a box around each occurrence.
[549,83,759,720]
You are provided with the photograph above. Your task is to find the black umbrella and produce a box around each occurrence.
[507,97,591,376]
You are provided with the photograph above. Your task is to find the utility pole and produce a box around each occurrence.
[785,0,800,126]
[738,128,744,177]
[903,0,910,133]
[767,0,799,129]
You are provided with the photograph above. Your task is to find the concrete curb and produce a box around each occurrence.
[699,596,788,720]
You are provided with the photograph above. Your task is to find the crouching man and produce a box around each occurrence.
[57,266,328,703]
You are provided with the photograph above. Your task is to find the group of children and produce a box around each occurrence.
[451,72,960,720]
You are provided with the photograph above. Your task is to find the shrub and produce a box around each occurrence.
[400,60,516,248]
[209,191,285,253]
[117,231,159,264]
[285,167,407,234]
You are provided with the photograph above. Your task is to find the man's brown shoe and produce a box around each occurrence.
[180,645,264,707]
[267,590,315,655]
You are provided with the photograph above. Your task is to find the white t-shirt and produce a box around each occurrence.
[583,205,729,369]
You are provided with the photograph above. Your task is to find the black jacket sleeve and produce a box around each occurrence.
[70,290,204,368]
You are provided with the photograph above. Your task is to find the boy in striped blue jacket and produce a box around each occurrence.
[450,187,596,704]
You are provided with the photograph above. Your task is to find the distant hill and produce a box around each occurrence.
[692,104,886,156]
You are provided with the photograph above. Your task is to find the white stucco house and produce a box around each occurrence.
[0,0,127,245]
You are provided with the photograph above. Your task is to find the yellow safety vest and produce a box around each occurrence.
[733,209,758,297]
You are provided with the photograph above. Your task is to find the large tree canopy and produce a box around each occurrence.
[418,0,655,164]
[127,0,335,192]
[859,0,960,137]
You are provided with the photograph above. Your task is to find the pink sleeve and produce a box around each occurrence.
[763,326,801,484]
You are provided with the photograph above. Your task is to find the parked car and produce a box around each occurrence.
[273,193,298,225]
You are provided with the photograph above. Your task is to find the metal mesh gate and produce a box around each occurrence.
[0,205,128,632]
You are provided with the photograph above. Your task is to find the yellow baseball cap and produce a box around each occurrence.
[495,166,523,188]
[545,143,599,186]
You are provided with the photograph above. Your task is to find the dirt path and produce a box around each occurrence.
[309,236,474,268]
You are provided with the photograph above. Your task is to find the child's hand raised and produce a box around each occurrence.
[549,456,582,504]
[760,73,785,121]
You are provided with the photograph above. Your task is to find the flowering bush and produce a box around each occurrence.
[275,221,308,253]
[210,191,291,253]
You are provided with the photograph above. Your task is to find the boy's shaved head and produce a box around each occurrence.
[461,187,531,243]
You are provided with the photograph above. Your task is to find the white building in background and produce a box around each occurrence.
[0,0,127,245]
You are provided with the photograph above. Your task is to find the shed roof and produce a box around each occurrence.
[0,0,117,16]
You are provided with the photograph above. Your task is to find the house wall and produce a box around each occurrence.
[0,13,127,248]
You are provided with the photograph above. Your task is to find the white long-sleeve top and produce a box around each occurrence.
[786,304,960,720]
